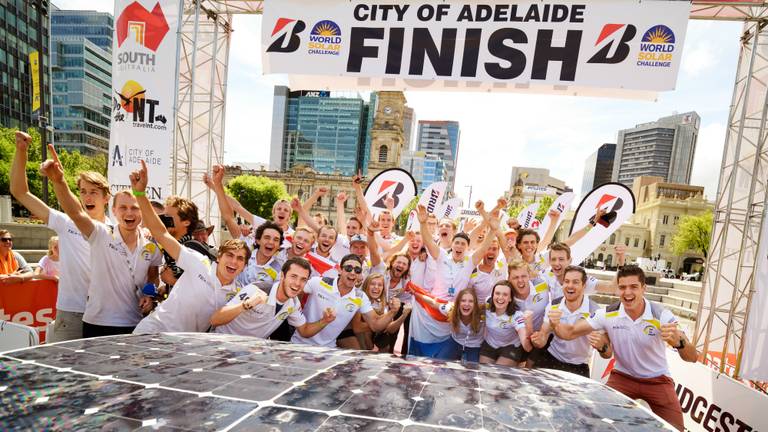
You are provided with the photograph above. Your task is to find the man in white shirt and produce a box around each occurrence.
[467,238,507,302]
[212,258,336,338]
[549,265,698,431]
[291,254,401,347]
[540,242,623,298]
[10,131,112,341]
[43,152,162,337]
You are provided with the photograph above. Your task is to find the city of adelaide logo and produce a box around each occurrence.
[112,80,167,130]
[267,18,306,53]
[308,20,342,55]
[637,25,676,68]
[116,1,169,51]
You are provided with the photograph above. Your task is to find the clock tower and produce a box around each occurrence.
[367,91,407,178]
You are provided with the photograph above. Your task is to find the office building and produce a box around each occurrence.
[417,120,460,192]
[270,86,368,176]
[0,0,52,132]
[582,143,616,195]
[612,112,700,187]
[403,106,414,150]
[508,166,572,207]
[50,8,112,155]
[401,150,446,193]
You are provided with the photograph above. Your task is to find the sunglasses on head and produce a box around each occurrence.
[0,238,12,243]
[343,264,363,274]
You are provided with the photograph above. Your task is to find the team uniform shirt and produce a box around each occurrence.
[247,215,294,249]
[483,309,526,348]
[83,223,163,327]
[543,295,600,365]
[135,247,240,333]
[409,256,436,290]
[540,270,598,299]
[291,277,374,347]
[215,281,306,338]
[368,265,409,302]
[439,303,484,348]
[46,210,113,313]
[237,253,282,292]
[37,255,60,278]
[586,299,678,378]
[513,278,551,332]
[376,232,401,251]
[467,257,508,301]
[527,251,548,275]
[329,234,351,263]
[407,255,451,344]
[432,249,475,301]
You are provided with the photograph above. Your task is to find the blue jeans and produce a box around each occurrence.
[446,337,480,363]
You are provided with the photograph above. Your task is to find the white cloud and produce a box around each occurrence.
[689,122,727,200]
[682,44,716,78]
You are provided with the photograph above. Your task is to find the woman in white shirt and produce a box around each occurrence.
[441,287,484,363]
[480,280,532,367]
[353,273,411,351]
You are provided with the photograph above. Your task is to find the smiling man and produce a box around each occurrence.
[548,265,697,431]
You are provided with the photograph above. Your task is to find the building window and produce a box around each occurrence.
[673,215,679,225]
[662,215,669,225]
[625,237,630,246]
[610,234,616,245]
[633,237,639,248]
[378,145,388,163]
[660,234,666,247]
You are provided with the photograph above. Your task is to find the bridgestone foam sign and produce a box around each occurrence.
[108,0,181,201]
[262,0,690,94]
[364,168,418,218]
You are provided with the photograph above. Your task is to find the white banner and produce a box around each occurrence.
[262,0,690,96]
[590,351,768,432]
[536,192,574,236]
[364,168,418,218]
[569,183,635,265]
[418,181,448,214]
[108,0,181,201]
[437,197,463,220]
[517,203,540,229]
[741,204,768,380]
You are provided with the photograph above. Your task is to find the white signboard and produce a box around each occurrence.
[569,183,635,265]
[108,0,181,201]
[536,191,574,236]
[741,204,768,380]
[262,0,691,95]
[364,168,418,218]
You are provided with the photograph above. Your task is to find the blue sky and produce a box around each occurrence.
[56,1,743,205]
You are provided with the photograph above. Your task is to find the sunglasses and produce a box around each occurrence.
[0,238,12,243]
[343,264,363,274]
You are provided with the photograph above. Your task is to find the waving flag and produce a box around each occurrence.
[407,281,448,323]
[306,251,338,276]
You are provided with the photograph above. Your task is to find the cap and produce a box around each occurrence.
[349,234,368,244]
[193,220,215,234]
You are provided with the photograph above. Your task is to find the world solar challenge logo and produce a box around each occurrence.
[308,20,342,55]
[637,25,676,68]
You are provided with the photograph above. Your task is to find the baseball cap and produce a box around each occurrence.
[349,234,368,244]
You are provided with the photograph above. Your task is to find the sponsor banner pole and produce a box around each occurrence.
[109,0,181,201]
[0,280,58,342]
[437,197,463,220]
[536,192,575,236]
[740,204,768,380]
[417,181,448,215]
[363,168,418,219]
[517,203,540,229]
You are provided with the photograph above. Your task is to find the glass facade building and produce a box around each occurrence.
[417,120,461,193]
[582,143,616,195]
[401,150,445,193]
[0,0,52,131]
[50,8,112,156]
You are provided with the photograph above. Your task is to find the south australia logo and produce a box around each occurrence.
[637,25,676,68]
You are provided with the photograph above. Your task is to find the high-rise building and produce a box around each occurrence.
[0,0,52,132]
[400,150,445,193]
[50,8,112,156]
[403,107,414,150]
[507,167,571,207]
[612,112,700,187]
[582,143,616,195]
[417,120,460,193]
[270,87,368,176]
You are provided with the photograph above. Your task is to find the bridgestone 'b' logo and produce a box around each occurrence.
[267,18,306,53]
[587,24,636,64]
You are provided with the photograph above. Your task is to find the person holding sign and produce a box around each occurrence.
[212,258,336,339]
[547,265,697,431]
[129,161,249,334]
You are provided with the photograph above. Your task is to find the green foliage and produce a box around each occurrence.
[0,127,107,209]
[507,195,555,221]
[396,195,420,231]
[225,175,290,221]
[671,210,713,258]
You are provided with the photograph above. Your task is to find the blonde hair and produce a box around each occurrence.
[111,190,135,207]
[77,171,110,197]
[47,236,59,256]
[507,258,528,273]
[362,273,386,314]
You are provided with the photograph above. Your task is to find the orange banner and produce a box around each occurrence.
[0,279,57,342]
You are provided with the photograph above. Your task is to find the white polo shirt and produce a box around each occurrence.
[330,234,350,263]
[46,209,113,313]
[83,223,163,327]
[291,277,373,347]
[432,249,475,300]
[237,253,282,292]
[484,308,526,349]
[439,302,484,348]
[134,247,239,334]
[529,251,548,275]
[586,299,678,378]
[409,256,436,290]
[215,281,306,338]
[513,278,551,332]
[543,295,599,365]
[540,270,598,299]
[467,257,508,301]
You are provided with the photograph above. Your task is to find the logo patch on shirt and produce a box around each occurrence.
[643,324,658,336]
[320,280,334,292]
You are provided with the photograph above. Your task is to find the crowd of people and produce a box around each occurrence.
[6,131,697,430]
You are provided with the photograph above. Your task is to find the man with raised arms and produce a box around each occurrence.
[131,161,250,334]
[41,148,162,337]
[10,132,113,341]
[291,254,401,347]
[211,258,337,339]
[548,265,697,431]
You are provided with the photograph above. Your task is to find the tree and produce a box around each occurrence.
[396,195,419,231]
[671,210,713,258]
[225,175,290,221]
[507,195,555,221]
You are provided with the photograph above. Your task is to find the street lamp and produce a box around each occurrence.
[464,185,473,207]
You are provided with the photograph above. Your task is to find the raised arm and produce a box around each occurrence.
[563,207,607,247]
[335,191,348,236]
[41,145,95,238]
[472,200,503,266]
[537,209,560,252]
[295,308,337,338]
[10,132,50,223]
[352,172,372,220]
[301,187,328,227]
[417,205,440,260]
[207,165,241,238]
[367,218,382,268]
[382,232,410,262]
[204,175,260,228]
[291,196,322,232]
[130,160,181,260]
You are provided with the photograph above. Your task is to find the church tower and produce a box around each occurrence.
[367,91,407,178]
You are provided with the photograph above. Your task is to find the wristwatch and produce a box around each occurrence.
[675,338,686,350]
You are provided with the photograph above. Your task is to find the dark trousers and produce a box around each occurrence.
[533,348,590,378]
[82,321,135,338]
